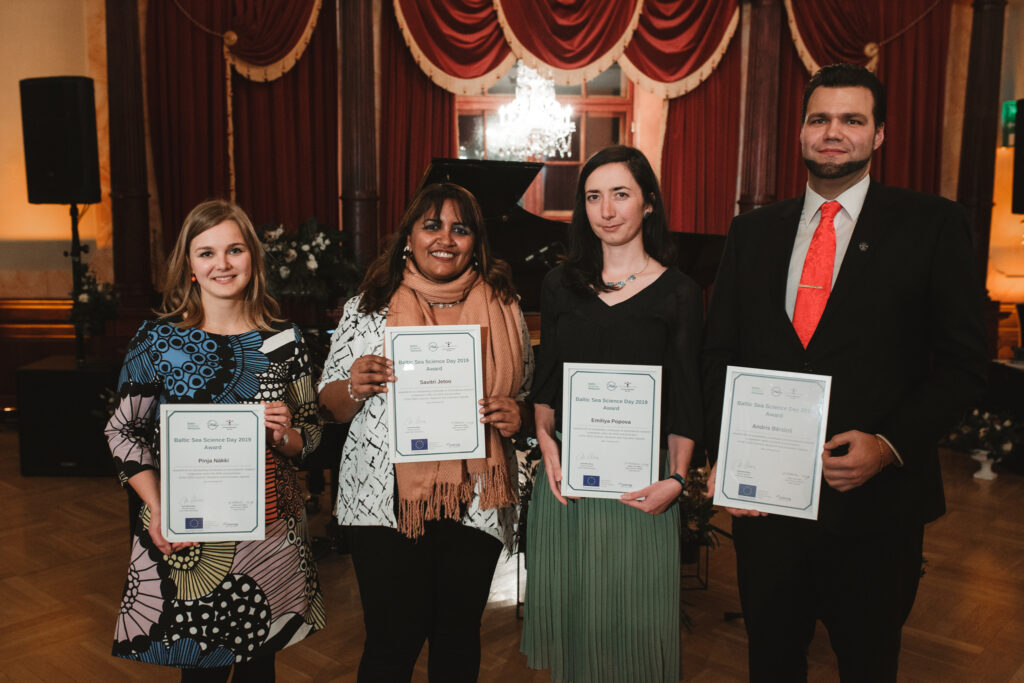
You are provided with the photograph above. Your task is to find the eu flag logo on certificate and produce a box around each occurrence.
[582,475,600,487]
[738,484,757,497]
[411,439,428,451]
[186,517,204,529]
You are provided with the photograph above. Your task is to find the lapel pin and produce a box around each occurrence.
[858,241,869,252]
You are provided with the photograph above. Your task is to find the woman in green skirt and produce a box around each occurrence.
[521,145,703,682]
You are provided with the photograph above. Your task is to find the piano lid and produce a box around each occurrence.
[415,158,544,213]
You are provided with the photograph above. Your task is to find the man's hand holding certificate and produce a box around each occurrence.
[712,366,831,520]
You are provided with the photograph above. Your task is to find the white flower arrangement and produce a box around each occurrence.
[257,218,360,302]
[943,408,1021,463]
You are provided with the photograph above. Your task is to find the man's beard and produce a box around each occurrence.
[802,154,871,180]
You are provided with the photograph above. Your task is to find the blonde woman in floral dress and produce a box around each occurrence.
[105,200,324,682]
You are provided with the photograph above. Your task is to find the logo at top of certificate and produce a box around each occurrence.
[411,439,429,450]
[207,419,219,430]
[622,380,635,393]
[582,475,600,487]
[771,385,782,398]
[606,381,617,391]
[428,342,439,352]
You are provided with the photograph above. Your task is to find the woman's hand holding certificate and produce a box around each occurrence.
[160,404,267,542]
[560,362,662,499]
[386,324,487,462]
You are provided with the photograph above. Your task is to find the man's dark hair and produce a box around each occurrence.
[802,63,886,127]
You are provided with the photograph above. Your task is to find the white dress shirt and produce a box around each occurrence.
[784,174,871,320]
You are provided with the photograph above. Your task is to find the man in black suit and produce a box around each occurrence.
[703,64,988,681]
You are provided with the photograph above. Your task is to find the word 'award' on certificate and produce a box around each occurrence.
[713,366,831,519]
[386,324,486,462]
[561,362,662,499]
[160,404,266,542]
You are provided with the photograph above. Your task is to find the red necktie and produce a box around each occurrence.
[793,200,840,348]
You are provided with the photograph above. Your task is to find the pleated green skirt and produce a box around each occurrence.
[521,467,681,683]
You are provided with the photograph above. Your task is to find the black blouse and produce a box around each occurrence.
[530,265,703,444]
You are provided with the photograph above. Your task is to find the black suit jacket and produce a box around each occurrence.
[703,181,988,535]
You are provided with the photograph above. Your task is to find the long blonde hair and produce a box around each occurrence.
[158,199,281,330]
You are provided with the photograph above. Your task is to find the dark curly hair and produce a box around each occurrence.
[358,183,518,314]
[562,145,676,297]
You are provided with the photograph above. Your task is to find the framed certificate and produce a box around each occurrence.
[560,362,662,499]
[712,365,831,519]
[385,324,486,462]
[160,404,266,542]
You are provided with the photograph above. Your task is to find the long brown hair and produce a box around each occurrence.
[563,145,676,297]
[157,199,281,330]
[358,183,517,314]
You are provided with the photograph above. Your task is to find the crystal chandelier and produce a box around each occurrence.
[490,62,575,160]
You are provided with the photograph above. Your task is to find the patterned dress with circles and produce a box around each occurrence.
[106,320,324,668]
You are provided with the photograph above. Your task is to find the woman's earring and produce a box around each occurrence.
[643,210,652,220]
[191,274,197,282]
[402,245,411,260]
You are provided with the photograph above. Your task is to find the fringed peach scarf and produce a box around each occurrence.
[386,259,523,538]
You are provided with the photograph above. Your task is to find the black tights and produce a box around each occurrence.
[180,653,275,683]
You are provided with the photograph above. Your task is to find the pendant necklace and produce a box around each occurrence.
[604,256,650,290]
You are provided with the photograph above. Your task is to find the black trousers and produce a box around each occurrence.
[733,515,924,683]
[348,521,503,683]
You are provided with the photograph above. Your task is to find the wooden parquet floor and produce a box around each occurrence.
[1,419,1023,682]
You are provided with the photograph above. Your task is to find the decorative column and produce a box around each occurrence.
[737,0,783,214]
[956,0,1007,287]
[106,0,153,314]
[341,0,380,267]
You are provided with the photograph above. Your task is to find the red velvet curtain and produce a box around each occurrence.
[776,38,811,202]
[660,36,742,235]
[232,0,338,231]
[395,0,509,78]
[496,0,639,70]
[146,2,231,254]
[229,1,319,64]
[380,0,454,237]
[788,0,879,68]
[146,0,336,256]
[873,0,951,194]
[624,0,738,83]
[777,0,952,199]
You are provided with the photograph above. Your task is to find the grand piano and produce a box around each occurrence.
[415,158,726,313]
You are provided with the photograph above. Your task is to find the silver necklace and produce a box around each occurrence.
[604,256,650,290]
[427,299,464,308]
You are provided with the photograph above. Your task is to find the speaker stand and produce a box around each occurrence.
[66,202,87,368]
